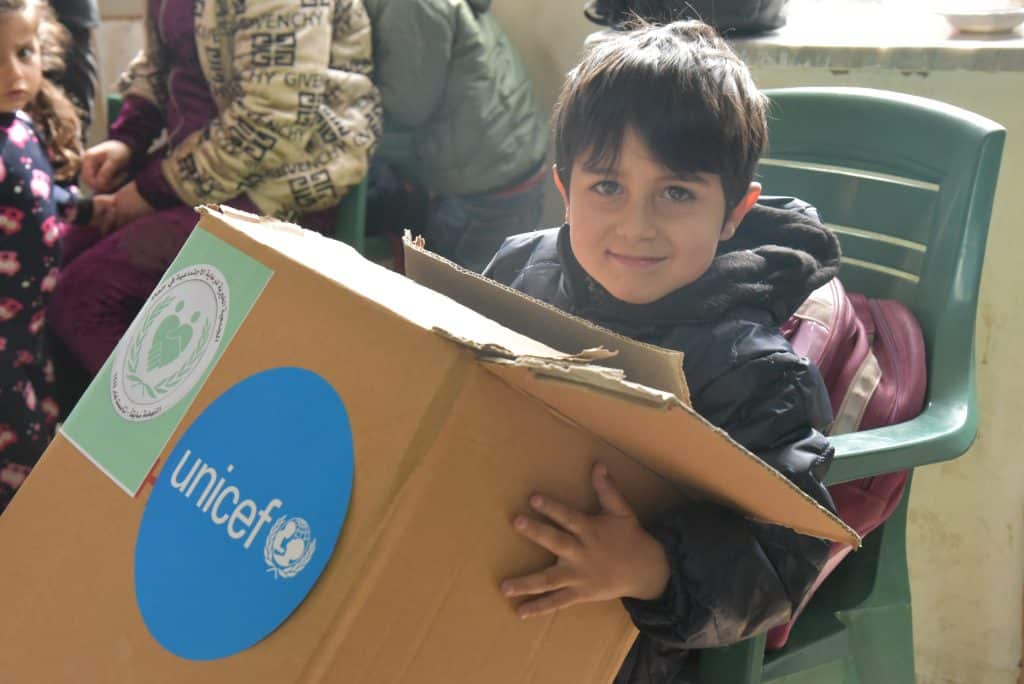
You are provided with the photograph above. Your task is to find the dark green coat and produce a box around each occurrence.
[364,0,548,196]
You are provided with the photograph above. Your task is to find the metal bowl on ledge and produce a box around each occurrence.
[938,7,1024,34]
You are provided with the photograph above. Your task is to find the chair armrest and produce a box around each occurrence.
[333,176,368,252]
[107,93,123,129]
[824,396,976,484]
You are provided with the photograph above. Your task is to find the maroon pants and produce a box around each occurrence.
[49,202,334,375]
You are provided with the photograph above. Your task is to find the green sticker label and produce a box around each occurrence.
[62,228,273,496]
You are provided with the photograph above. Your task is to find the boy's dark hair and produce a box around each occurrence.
[554,20,767,212]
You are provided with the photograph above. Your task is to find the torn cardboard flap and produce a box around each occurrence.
[483,357,673,408]
[431,328,620,365]
[485,360,858,546]
[204,206,606,369]
[402,233,691,405]
[401,233,856,547]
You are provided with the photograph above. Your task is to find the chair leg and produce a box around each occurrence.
[838,484,916,684]
[840,601,914,684]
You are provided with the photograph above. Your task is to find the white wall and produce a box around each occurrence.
[89,1,145,145]
[493,3,1024,683]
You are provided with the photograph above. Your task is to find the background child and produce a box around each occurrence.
[0,0,92,513]
[485,21,840,681]
[47,0,381,387]
[363,0,549,272]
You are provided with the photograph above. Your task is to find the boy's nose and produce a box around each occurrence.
[614,202,658,240]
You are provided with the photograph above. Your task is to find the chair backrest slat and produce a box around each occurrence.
[758,160,938,248]
[760,88,1004,416]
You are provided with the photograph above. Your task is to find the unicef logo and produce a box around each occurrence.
[111,265,229,421]
[135,368,355,660]
[264,516,317,579]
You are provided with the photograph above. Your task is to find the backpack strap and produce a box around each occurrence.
[831,348,883,435]
[785,278,881,434]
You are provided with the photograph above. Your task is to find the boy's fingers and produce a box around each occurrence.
[529,494,586,536]
[501,565,573,598]
[512,515,579,558]
[592,464,634,517]
[516,588,580,620]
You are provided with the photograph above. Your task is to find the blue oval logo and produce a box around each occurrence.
[134,367,354,660]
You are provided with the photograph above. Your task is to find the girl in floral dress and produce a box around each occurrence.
[0,0,92,513]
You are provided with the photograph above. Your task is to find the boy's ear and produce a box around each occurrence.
[552,165,569,218]
[720,183,761,241]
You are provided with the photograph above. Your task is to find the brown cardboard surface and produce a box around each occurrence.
[402,235,856,546]
[0,208,855,683]
[485,361,849,542]
[403,235,691,404]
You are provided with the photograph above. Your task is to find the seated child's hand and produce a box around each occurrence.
[501,463,670,619]
[82,140,133,193]
[113,182,155,228]
[89,194,118,235]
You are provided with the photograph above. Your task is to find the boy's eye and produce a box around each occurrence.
[663,186,693,202]
[591,180,622,197]
[17,47,35,60]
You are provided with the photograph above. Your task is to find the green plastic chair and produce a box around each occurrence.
[105,94,370,251]
[698,88,1005,683]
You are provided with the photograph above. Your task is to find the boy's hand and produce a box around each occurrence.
[501,463,670,619]
[82,140,133,193]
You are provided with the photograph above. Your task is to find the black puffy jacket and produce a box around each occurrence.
[482,197,841,683]
[584,0,788,35]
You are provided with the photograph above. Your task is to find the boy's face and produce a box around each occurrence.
[558,128,759,305]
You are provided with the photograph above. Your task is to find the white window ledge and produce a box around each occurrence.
[728,1,1024,72]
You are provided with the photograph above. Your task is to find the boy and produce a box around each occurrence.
[485,21,841,682]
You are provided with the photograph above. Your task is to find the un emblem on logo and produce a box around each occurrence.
[111,265,229,421]
[263,516,317,579]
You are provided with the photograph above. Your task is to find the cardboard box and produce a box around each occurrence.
[0,207,855,682]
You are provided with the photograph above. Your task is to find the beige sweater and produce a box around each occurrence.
[119,0,382,217]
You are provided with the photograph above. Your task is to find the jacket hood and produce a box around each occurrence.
[560,197,841,330]
[466,0,491,12]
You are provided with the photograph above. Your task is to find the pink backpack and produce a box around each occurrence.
[768,278,927,649]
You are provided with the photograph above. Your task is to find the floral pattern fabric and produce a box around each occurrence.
[0,112,65,514]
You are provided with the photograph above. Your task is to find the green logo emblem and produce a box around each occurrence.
[122,297,213,401]
[149,301,199,372]
[111,265,229,421]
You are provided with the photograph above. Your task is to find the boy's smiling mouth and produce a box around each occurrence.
[606,250,667,268]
